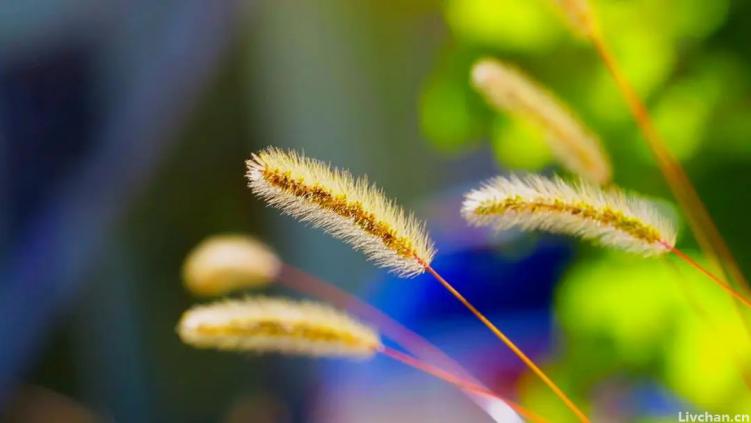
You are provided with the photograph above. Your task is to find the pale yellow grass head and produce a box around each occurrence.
[471,58,611,186]
[177,296,382,359]
[245,147,436,277]
[182,234,281,297]
[462,173,677,256]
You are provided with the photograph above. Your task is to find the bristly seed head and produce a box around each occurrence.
[245,147,436,277]
[177,296,382,359]
[462,174,677,256]
[471,58,611,186]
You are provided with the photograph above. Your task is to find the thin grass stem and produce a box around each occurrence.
[379,346,550,423]
[419,260,590,423]
[667,245,751,311]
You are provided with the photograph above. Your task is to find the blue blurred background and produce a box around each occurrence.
[1,1,750,422]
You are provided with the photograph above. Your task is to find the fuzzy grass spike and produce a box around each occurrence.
[464,174,751,310]
[246,147,435,277]
[462,174,676,256]
[472,58,611,186]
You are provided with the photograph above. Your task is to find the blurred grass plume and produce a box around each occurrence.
[177,296,381,359]
[182,234,281,297]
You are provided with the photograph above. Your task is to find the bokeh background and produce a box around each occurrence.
[1,0,750,422]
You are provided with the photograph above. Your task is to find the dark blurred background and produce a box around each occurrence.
[1,0,750,422]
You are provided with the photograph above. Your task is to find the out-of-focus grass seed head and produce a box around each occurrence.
[177,296,382,359]
[182,234,281,297]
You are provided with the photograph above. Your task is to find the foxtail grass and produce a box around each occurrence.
[246,147,435,277]
[471,58,611,186]
[246,148,589,422]
[463,174,675,256]
[462,173,751,310]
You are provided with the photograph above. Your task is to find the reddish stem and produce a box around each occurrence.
[418,260,590,423]
[666,244,751,310]
[380,347,549,423]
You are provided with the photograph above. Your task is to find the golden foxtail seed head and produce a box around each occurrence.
[182,234,281,297]
[462,174,676,256]
[177,296,382,359]
[472,58,611,186]
[245,147,436,277]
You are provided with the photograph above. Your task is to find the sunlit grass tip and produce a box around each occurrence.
[246,147,436,277]
[462,173,676,256]
[177,296,382,359]
[471,58,611,186]
[182,234,281,297]
[555,0,598,37]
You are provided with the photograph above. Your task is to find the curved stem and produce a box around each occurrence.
[380,347,550,423]
[276,264,532,422]
[418,260,590,423]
